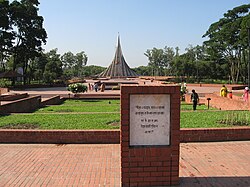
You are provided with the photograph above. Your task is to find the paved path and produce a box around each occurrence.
[0,141,249,187]
[11,87,120,100]
[10,84,243,97]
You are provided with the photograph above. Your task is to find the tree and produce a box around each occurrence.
[81,65,105,77]
[43,49,62,83]
[144,48,164,76]
[163,46,175,75]
[0,0,14,71]
[75,51,87,77]
[30,53,48,82]
[61,51,88,78]
[203,4,250,83]
[0,0,47,84]
[61,51,75,69]
[133,66,151,76]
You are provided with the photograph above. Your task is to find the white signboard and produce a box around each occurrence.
[130,94,170,146]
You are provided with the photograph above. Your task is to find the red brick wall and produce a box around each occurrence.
[0,128,249,144]
[0,130,120,144]
[41,95,63,106]
[0,95,41,113]
[121,85,180,187]
[180,127,250,142]
[0,93,28,101]
[0,88,9,94]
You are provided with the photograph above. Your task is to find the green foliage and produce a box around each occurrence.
[144,46,176,76]
[0,0,47,85]
[203,4,250,83]
[61,51,88,78]
[142,4,249,82]
[43,49,63,83]
[180,111,250,128]
[81,65,106,77]
[218,112,249,126]
[0,79,11,87]
[132,66,151,76]
[67,83,87,93]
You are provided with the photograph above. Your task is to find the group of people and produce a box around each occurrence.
[88,82,106,92]
[220,85,249,102]
[190,84,249,111]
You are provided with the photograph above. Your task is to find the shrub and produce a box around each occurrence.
[67,83,87,93]
[0,79,11,87]
[112,85,120,90]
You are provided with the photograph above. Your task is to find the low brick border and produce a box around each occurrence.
[0,128,249,144]
[0,93,28,101]
[0,95,41,113]
[0,130,120,144]
[41,95,63,106]
[180,127,250,142]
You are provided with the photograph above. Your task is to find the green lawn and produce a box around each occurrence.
[181,111,249,128]
[36,99,120,113]
[0,113,120,129]
[181,103,216,110]
[0,99,249,129]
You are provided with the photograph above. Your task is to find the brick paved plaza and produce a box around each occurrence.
[0,141,249,187]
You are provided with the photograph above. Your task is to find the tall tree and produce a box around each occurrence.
[0,0,14,71]
[163,46,175,76]
[144,48,164,76]
[0,0,47,84]
[61,51,88,78]
[43,49,62,83]
[75,51,87,77]
[203,4,250,83]
[30,53,48,82]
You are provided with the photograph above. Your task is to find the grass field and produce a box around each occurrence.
[36,99,120,113]
[181,111,249,128]
[0,99,249,129]
[181,102,216,110]
[0,113,120,129]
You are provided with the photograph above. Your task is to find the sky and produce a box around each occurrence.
[38,0,249,68]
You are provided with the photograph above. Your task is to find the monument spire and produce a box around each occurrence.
[99,35,139,78]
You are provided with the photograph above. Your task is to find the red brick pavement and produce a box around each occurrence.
[0,144,120,187]
[0,142,249,187]
[180,141,250,187]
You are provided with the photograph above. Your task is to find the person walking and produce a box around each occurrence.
[220,85,228,97]
[88,83,92,91]
[191,89,199,111]
[94,82,99,92]
[100,83,105,92]
[243,87,249,102]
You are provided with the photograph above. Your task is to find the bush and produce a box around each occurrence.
[0,79,11,87]
[112,85,120,90]
[67,83,87,93]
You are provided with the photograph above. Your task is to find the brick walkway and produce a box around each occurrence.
[180,141,250,187]
[0,142,249,187]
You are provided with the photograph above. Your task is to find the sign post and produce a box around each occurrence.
[121,85,180,187]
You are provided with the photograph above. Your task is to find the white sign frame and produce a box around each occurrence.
[129,94,171,146]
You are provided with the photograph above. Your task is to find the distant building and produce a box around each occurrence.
[99,36,139,78]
